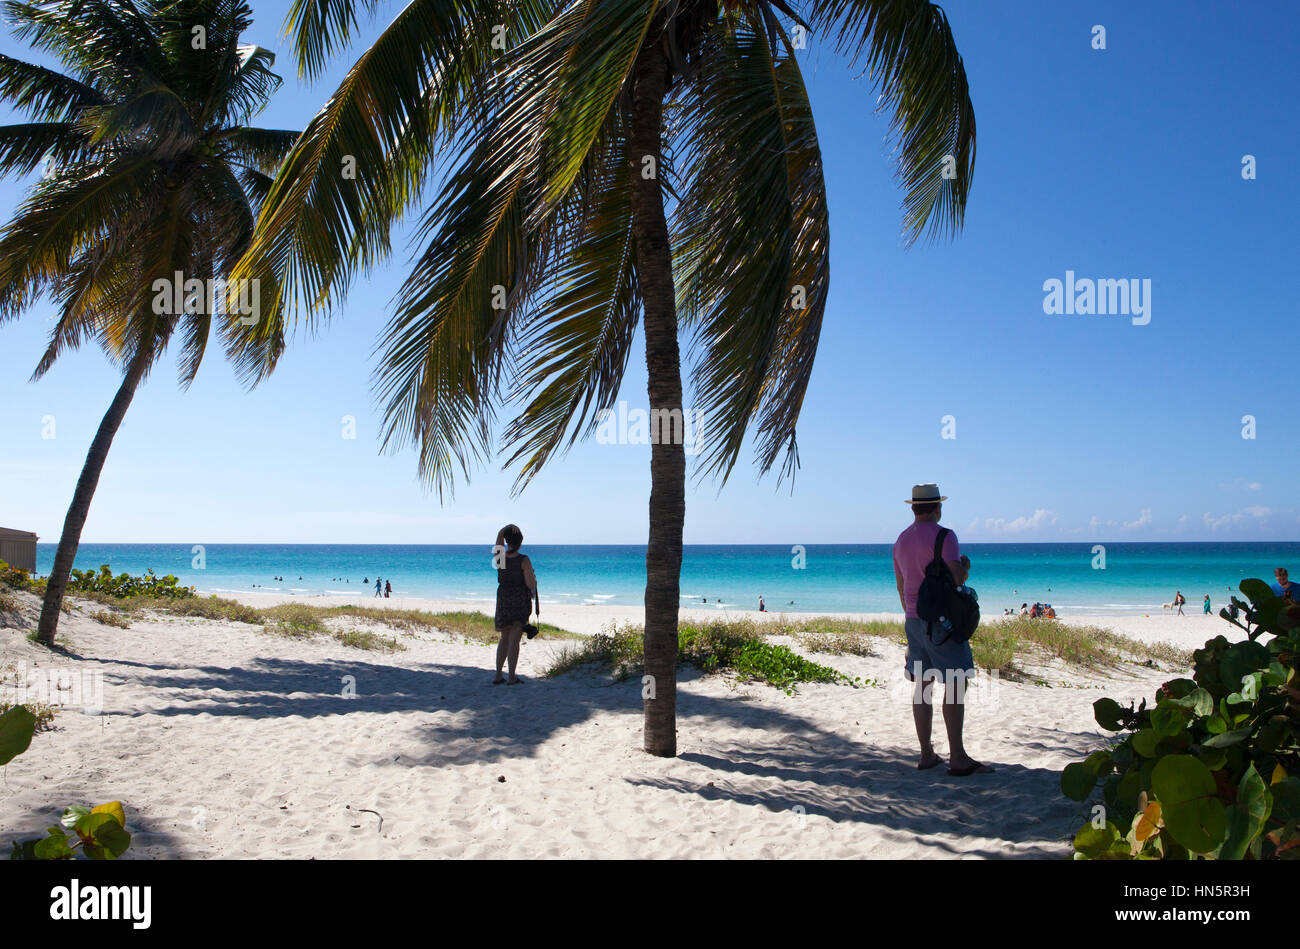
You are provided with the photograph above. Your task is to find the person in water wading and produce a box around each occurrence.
[492,525,539,685]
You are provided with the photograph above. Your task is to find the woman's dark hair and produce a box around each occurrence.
[911,501,940,516]
[501,524,523,550]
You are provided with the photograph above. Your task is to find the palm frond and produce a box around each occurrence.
[672,17,829,484]
[801,0,975,242]
[501,118,640,490]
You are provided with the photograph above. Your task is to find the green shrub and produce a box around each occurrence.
[0,559,40,593]
[90,610,130,629]
[546,618,859,692]
[65,564,193,599]
[1061,580,1300,860]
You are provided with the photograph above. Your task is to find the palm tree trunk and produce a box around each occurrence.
[36,344,153,646]
[628,39,683,758]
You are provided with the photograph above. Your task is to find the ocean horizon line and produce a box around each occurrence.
[37,539,1300,548]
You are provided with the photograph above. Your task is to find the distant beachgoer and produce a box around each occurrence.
[1174,591,1185,616]
[493,524,538,685]
[1020,602,1028,615]
[1203,594,1211,614]
[892,483,990,777]
[1045,606,1056,619]
[374,577,382,598]
[385,580,392,598]
[758,596,766,612]
[1271,567,1298,602]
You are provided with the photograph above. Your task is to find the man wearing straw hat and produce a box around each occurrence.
[893,484,992,776]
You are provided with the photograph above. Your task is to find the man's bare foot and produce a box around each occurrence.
[507,675,523,685]
[917,753,943,771]
[491,675,505,685]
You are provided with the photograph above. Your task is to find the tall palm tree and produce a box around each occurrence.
[237,0,975,756]
[0,0,298,645]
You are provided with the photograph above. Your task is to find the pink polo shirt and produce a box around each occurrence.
[893,522,960,618]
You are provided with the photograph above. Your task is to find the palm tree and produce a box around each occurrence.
[237,0,975,756]
[0,0,298,645]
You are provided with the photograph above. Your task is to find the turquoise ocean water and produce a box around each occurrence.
[35,542,1300,616]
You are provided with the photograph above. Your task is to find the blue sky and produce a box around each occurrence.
[1,0,1297,544]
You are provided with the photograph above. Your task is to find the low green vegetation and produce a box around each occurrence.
[0,701,57,732]
[66,564,194,599]
[0,564,579,648]
[331,629,404,652]
[1062,581,1300,860]
[89,610,130,629]
[546,618,863,694]
[0,705,132,860]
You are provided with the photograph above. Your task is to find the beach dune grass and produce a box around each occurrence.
[545,613,1188,684]
[545,618,857,693]
[49,590,579,647]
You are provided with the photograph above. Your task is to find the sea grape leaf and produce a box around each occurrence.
[1094,697,1125,731]
[1220,641,1271,692]
[74,813,130,860]
[1084,750,1113,779]
[1202,728,1251,749]
[1151,703,1188,737]
[1151,755,1227,854]
[1062,762,1096,802]
[1220,769,1270,861]
[0,706,37,766]
[1173,688,1214,717]
[1132,728,1161,758]
[1135,801,1162,843]
[91,801,126,828]
[60,805,91,829]
[33,828,74,860]
[1074,821,1120,858]
[1239,578,1274,604]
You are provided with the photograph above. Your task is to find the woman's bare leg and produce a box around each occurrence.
[493,629,509,683]
[507,624,524,682]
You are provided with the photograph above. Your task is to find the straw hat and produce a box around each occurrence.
[905,483,948,505]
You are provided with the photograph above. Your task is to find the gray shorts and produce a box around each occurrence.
[903,616,975,681]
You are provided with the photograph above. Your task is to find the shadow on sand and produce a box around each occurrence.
[82,651,1089,856]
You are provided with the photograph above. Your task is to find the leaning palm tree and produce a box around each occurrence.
[236,0,974,756]
[0,0,297,645]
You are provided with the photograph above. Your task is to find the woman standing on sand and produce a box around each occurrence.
[493,524,539,685]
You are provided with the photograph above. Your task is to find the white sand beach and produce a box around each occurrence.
[0,591,1247,859]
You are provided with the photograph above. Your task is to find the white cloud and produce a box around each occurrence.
[983,509,1058,534]
[1123,509,1153,530]
[1202,507,1273,532]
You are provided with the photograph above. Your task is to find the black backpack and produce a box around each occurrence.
[915,527,980,643]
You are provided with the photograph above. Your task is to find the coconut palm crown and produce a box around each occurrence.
[0,0,299,643]
[237,0,976,755]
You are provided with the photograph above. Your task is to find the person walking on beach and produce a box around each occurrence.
[493,524,539,685]
[1203,594,1211,614]
[758,596,766,612]
[893,483,991,777]
[1174,591,1185,616]
[1271,567,1298,602]
[384,579,392,598]
[374,577,382,598]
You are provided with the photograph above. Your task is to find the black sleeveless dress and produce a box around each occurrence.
[494,554,532,630]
